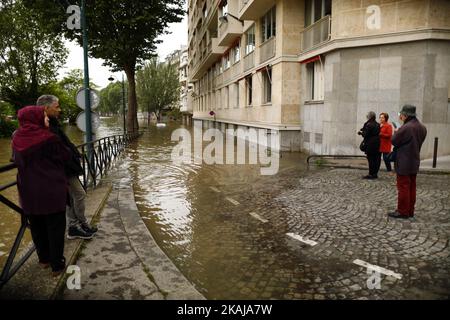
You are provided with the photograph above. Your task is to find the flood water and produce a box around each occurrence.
[1,118,312,299]
[123,123,311,299]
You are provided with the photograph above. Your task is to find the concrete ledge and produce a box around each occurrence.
[116,178,204,300]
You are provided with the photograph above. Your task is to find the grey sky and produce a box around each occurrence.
[59,14,188,89]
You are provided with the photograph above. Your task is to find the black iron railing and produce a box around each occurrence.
[0,131,142,289]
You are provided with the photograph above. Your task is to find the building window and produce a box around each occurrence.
[306,60,324,101]
[245,25,255,55]
[233,41,240,64]
[203,3,208,18]
[234,82,239,108]
[305,0,331,27]
[220,0,228,18]
[225,86,229,109]
[223,52,231,70]
[245,76,253,106]
[263,67,272,104]
[261,6,276,43]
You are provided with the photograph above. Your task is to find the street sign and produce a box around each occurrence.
[76,111,100,133]
[76,88,100,110]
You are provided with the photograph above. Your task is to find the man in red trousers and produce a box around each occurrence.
[388,105,427,219]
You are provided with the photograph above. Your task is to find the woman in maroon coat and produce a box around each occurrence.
[12,106,70,274]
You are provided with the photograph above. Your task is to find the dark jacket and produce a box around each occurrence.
[360,119,380,154]
[392,117,427,175]
[15,138,70,215]
[49,118,83,177]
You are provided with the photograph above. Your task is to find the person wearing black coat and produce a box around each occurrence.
[358,111,381,179]
[37,95,97,240]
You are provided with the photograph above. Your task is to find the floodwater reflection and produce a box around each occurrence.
[125,123,311,299]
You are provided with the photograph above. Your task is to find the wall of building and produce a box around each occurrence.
[301,39,450,158]
[331,0,450,40]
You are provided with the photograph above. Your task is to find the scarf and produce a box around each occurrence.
[12,106,56,154]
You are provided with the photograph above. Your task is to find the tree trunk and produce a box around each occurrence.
[124,65,139,133]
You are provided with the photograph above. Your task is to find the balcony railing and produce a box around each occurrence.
[231,61,241,78]
[243,51,254,71]
[223,68,231,83]
[259,37,276,63]
[301,15,331,52]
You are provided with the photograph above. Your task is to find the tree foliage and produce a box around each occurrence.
[26,0,185,132]
[98,81,126,116]
[0,0,68,111]
[136,58,180,122]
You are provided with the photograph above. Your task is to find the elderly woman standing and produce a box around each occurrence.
[358,111,381,179]
[12,106,69,275]
[379,113,394,174]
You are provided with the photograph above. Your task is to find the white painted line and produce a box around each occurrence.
[353,259,403,280]
[210,186,221,193]
[225,197,240,206]
[286,233,318,246]
[249,212,268,223]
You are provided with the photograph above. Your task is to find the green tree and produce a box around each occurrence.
[0,0,68,111]
[136,58,180,123]
[26,0,185,132]
[98,82,125,116]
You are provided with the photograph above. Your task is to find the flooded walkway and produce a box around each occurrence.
[101,124,449,299]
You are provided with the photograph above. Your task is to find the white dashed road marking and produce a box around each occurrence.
[210,187,221,193]
[249,212,268,223]
[286,233,318,246]
[353,259,403,280]
[225,197,240,206]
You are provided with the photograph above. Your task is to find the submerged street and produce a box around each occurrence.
[1,119,449,299]
[118,122,450,299]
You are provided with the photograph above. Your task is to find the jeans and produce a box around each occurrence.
[66,177,87,228]
[396,174,417,216]
[28,212,66,272]
[382,152,392,172]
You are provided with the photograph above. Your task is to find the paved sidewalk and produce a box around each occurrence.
[0,183,111,300]
[62,176,204,300]
[421,155,450,172]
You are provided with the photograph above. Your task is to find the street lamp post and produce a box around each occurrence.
[81,0,93,144]
[108,74,127,134]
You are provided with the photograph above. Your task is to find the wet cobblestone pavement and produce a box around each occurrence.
[203,169,450,299]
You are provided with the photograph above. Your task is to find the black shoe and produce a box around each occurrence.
[67,226,94,240]
[363,175,377,180]
[81,223,98,234]
[51,257,66,276]
[388,211,409,219]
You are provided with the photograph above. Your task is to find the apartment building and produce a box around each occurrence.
[188,0,450,157]
[179,46,194,124]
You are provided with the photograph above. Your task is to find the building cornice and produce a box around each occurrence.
[298,28,450,62]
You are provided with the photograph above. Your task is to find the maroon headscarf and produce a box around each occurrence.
[12,106,56,154]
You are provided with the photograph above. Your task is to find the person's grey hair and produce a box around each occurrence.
[367,111,376,120]
[36,95,59,107]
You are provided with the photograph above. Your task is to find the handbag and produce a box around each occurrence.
[386,148,397,162]
[359,140,367,152]
[386,136,412,162]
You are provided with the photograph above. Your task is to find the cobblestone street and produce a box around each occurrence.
[211,167,450,299]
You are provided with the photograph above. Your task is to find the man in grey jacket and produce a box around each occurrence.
[388,105,427,219]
